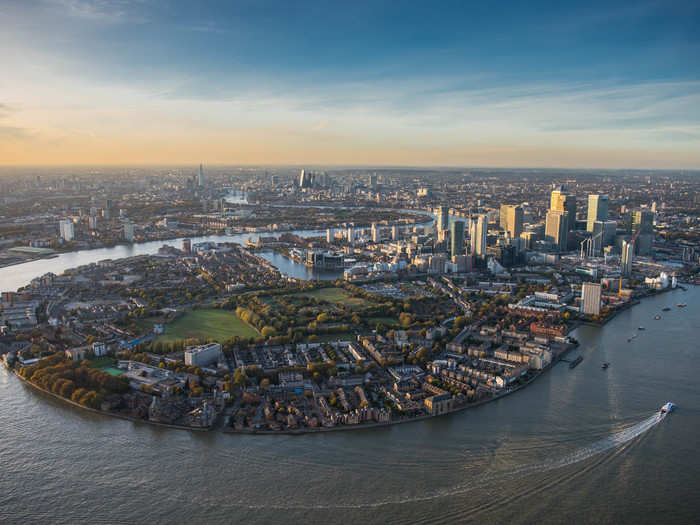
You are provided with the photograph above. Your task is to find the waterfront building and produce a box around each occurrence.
[545,210,568,251]
[500,204,523,239]
[621,240,634,276]
[59,219,74,242]
[450,220,465,258]
[184,342,222,367]
[581,282,602,315]
[123,220,134,242]
[630,209,654,255]
[586,194,609,232]
[182,238,191,253]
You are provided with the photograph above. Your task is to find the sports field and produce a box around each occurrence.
[158,308,259,342]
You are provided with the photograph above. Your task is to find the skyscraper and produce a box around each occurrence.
[621,240,634,276]
[123,220,134,242]
[59,219,74,241]
[550,185,576,225]
[198,163,204,187]
[630,209,654,256]
[581,282,602,315]
[500,204,523,238]
[450,220,465,258]
[469,215,487,256]
[438,206,449,232]
[371,223,379,243]
[545,210,568,251]
[586,194,609,232]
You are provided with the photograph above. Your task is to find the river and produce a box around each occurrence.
[1,286,698,524]
[0,193,435,292]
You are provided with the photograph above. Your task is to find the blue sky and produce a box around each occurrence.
[1,0,699,167]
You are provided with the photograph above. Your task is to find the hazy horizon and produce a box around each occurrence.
[2,1,699,168]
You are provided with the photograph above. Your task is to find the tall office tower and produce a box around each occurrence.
[299,169,306,188]
[198,163,204,187]
[586,194,609,232]
[450,220,465,258]
[631,209,654,255]
[550,185,576,225]
[591,220,617,256]
[346,227,354,243]
[326,228,333,243]
[182,238,192,254]
[438,206,450,231]
[123,220,134,242]
[391,225,399,241]
[469,215,487,256]
[545,210,568,251]
[581,282,602,315]
[59,219,74,241]
[369,173,378,188]
[371,223,379,243]
[500,204,523,239]
[621,240,634,276]
[105,199,113,211]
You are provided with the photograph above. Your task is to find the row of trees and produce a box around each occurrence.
[18,353,129,409]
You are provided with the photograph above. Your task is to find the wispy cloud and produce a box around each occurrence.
[44,0,147,23]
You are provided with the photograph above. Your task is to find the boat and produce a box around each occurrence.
[638,326,645,331]
[654,315,661,320]
[602,362,609,369]
[660,402,676,414]
[677,303,687,308]
[662,307,671,312]
[569,356,583,369]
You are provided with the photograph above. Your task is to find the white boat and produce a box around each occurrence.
[660,402,676,414]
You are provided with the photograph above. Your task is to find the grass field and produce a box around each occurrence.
[88,356,116,369]
[157,308,259,343]
[294,287,369,309]
[102,367,124,376]
[369,317,400,328]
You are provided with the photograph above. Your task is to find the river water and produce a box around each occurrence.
[1,286,698,524]
[0,194,436,292]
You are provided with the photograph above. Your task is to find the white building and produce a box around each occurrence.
[184,342,222,367]
[59,219,74,241]
[92,341,108,357]
[581,282,602,315]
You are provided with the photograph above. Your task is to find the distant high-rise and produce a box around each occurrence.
[586,195,609,232]
[621,240,634,276]
[545,210,568,251]
[469,215,487,256]
[450,220,465,258]
[371,223,379,243]
[198,164,204,187]
[630,209,654,256]
[581,282,602,315]
[550,185,576,225]
[59,219,74,241]
[391,225,399,241]
[500,204,523,239]
[326,228,333,243]
[438,206,449,232]
[123,220,134,242]
[591,220,617,256]
[346,227,354,243]
[182,238,192,254]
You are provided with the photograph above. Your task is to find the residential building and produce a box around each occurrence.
[59,219,74,242]
[581,282,602,315]
[450,220,465,258]
[184,343,222,367]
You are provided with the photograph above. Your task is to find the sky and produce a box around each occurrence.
[1,0,699,168]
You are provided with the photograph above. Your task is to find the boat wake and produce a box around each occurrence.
[236,410,670,510]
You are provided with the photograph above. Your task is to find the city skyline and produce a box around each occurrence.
[1,0,699,168]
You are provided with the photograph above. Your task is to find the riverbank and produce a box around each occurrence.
[10,369,212,432]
